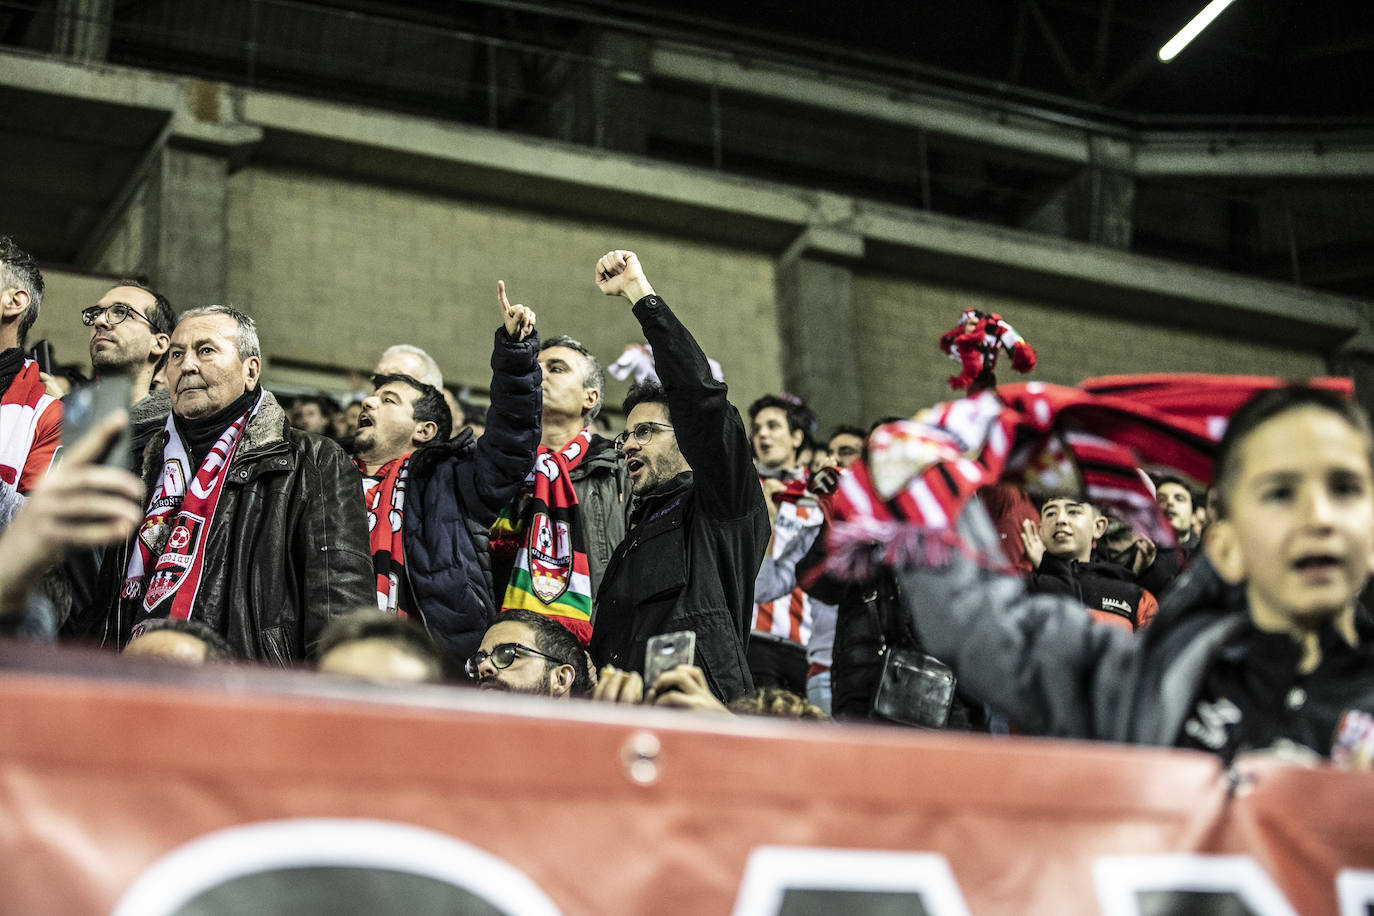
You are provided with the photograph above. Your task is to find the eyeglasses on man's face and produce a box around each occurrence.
[613,421,675,451]
[82,303,155,329]
[465,642,566,679]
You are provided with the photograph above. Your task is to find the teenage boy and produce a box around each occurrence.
[1020,497,1157,632]
[899,386,1374,762]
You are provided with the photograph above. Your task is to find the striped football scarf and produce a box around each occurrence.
[821,375,1353,580]
[491,428,594,644]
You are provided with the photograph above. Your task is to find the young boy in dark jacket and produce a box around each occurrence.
[901,386,1374,763]
[1020,497,1158,632]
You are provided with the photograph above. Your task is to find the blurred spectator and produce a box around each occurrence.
[124,618,237,664]
[826,425,866,469]
[316,610,445,684]
[374,344,443,390]
[334,398,364,440]
[1136,475,1203,595]
[441,386,465,436]
[289,394,338,437]
[0,411,143,630]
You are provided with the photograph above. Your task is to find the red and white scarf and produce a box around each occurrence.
[123,397,258,620]
[821,375,1354,580]
[358,455,411,615]
[0,359,60,491]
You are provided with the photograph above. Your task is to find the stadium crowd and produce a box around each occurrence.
[0,233,1371,766]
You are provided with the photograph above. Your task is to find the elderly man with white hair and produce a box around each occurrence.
[67,305,374,664]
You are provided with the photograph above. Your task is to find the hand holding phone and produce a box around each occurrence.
[643,630,696,694]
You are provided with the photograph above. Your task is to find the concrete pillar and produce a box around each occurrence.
[1087,137,1135,249]
[53,0,113,62]
[142,146,232,311]
[1022,136,1135,248]
[541,31,650,154]
[775,227,865,427]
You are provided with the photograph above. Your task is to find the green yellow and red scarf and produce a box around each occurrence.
[491,429,594,644]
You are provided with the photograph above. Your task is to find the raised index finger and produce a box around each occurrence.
[497,280,513,315]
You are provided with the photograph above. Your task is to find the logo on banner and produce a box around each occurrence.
[529,512,571,604]
[142,514,205,611]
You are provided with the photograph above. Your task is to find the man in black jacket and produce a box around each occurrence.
[589,250,767,702]
[66,305,373,664]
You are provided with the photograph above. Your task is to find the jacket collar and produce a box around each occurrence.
[631,471,692,524]
[141,389,287,482]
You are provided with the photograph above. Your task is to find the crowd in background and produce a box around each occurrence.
[0,233,1371,767]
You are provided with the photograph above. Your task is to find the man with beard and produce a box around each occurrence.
[83,279,176,471]
[351,284,541,663]
[468,608,590,697]
[589,250,767,703]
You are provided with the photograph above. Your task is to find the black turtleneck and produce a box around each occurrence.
[173,387,260,468]
[0,347,25,395]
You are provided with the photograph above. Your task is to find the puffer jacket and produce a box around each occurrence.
[65,390,374,664]
[402,328,542,663]
[590,296,767,703]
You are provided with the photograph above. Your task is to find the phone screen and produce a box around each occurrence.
[63,376,134,470]
[644,630,696,691]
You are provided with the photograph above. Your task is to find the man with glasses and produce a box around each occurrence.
[469,608,591,697]
[83,279,177,472]
[588,250,767,703]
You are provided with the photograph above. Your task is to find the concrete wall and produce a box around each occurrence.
[852,270,1328,424]
[222,166,781,412]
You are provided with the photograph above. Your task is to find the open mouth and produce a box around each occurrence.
[1294,554,1342,573]
[626,457,645,475]
[356,414,374,430]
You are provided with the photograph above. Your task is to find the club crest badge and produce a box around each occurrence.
[528,512,571,604]
[142,514,205,611]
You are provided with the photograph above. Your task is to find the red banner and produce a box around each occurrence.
[0,642,1370,915]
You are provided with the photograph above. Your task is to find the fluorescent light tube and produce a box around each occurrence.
[1158,0,1238,62]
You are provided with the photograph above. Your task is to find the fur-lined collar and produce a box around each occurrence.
[141,388,287,482]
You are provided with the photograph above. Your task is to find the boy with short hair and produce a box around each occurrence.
[1020,497,1157,632]
[899,386,1374,762]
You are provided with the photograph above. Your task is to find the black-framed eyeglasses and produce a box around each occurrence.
[465,642,566,679]
[613,421,674,451]
[82,303,154,329]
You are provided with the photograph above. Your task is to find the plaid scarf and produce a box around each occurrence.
[491,429,594,643]
[123,397,258,620]
[358,455,412,616]
[822,375,1353,580]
